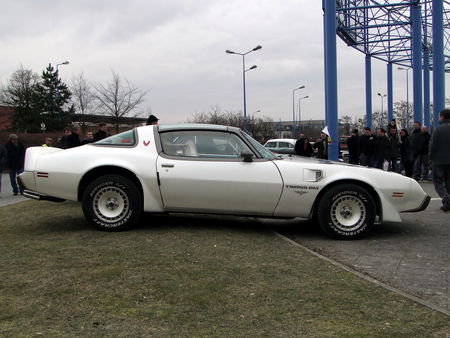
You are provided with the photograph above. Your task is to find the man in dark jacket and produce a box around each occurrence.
[0,143,7,197]
[400,129,413,177]
[347,129,360,164]
[66,123,82,149]
[5,134,25,195]
[430,109,450,212]
[295,133,312,157]
[386,127,401,173]
[413,126,431,180]
[373,128,388,169]
[313,132,328,159]
[358,127,375,167]
[93,122,109,142]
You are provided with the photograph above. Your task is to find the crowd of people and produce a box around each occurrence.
[0,114,160,198]
[293,109,450,212]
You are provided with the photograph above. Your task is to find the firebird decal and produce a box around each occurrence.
[143,140,151,147]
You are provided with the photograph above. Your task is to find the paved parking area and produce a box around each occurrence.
[271,181,449,314]
[0,173,26,207]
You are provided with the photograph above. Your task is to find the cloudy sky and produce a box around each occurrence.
[0,0,448,124]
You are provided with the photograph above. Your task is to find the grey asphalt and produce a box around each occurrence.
[268,181,449,314]
[1,172,448,315]
[0,173,27,207]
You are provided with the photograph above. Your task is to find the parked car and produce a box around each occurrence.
[263,138,296,154]
[18,124,430,239]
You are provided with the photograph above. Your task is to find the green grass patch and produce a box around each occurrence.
[0,200,449,337]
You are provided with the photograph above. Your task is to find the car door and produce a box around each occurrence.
[156,129,283,215]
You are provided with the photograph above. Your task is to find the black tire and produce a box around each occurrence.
[317,184,376,239]
[82,175,142,231]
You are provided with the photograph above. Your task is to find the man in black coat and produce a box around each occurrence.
[0,143,7,197]
[66,124,82,149]
[386,127,401,173]
[430,109,450,212]
[347,129,360,164]
[5,134,25,195]
[313,132,328,159]
[93,122,109,142]
[373,128,388,169]
[413,126,431,181]
[359,127,375,167]
[295,133,312,157]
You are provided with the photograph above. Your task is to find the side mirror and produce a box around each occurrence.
[241,150,254,162]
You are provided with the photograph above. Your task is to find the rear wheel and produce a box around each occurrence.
[82,175,142,231]
[317,184,376,239]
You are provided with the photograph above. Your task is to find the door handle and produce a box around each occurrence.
[161,163,175,168]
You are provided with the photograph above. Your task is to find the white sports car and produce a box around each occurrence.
[18,124,430,239]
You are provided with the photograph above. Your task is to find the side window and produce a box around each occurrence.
[94,130,135,146]
[265,142,277,148]
[160,130,253,159]
[279,142,291,148]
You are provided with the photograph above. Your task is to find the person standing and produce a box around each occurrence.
[0,143,7,197]
[429,109,450,212]
[295,133,312,157]
[399,129,413,177]
[5,134,25,195]
[413,126,431,181]
[373,128,388,169]
[146,114,159,125]
[82,131,95,145]
[313,132,328,159]
[347,129,360,165]
[93,122,109,142]
[386,127,401,173]
[359,127,375,167]
[66,123,82,149]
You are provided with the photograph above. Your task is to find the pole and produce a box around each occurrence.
[432,0,445,127]
[324,0,338,161]
[242,55,248,132]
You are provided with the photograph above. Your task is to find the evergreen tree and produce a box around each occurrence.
[0,66,41,132]
[35,64,73,131]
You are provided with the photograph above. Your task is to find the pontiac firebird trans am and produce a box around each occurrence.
[18,124,430,239]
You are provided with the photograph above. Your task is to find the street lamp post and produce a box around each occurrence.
[226,45,262,132]
[292,85,305,137]
[298,95,309,132]
[397,67,409,128]
[54,61,69,125]
[377,92,386,126]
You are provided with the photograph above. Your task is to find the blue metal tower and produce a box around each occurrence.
[323,0,449,161]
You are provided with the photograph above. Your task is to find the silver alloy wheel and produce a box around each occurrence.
[330,195,366,232]
[93,186,129,224]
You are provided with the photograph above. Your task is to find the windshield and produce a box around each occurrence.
[241,132,278,160]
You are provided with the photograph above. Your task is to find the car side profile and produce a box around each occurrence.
[19,124,430,239]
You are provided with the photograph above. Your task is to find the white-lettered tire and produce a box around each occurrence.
[82,175,142,231]
[317,184,376,239]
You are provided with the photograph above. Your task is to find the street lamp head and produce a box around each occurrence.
[252,45,262,51]
[225,50,235,54]
[249,65,257,70]
[377,92,381,96]
[298,85,305,89]
[62,61,69,65]
[304,95,309,99]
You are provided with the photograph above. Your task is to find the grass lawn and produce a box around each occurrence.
[1,200,449,337]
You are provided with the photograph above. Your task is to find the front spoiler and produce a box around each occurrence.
[402,195,431,213]
[23,190,66,203]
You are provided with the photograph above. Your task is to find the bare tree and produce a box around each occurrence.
[71,72,96,132]
[94,70,147,133]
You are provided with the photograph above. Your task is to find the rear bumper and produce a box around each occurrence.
[402,195,431,213]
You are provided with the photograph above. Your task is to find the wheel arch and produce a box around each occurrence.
[311,179,381,219]
[78,166,143,202]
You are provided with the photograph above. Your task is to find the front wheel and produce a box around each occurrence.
[317,184,376,239]
[82,175,142,231]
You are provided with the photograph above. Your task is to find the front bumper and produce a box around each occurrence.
[402,195,431,213]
